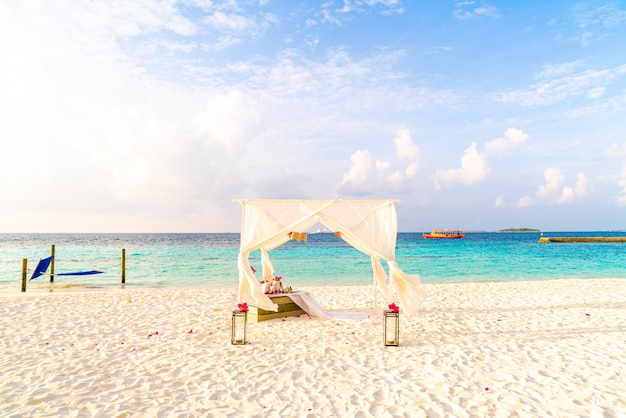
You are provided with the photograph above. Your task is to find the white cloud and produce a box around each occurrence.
[536,167,565,199]
[323,0,405,24]
[0,1,273,231]
[196,90,264,157]
[606,142,626,157]
[587,87,605,99]
[494,195,505,207]
[453,1,500,20]
[202,11,278,36]
[515,167,589,206]
[204,12,255,32]
[339,150,373,186]
[535,61,584,79]
[607,144,626,205]
[516,196,533,207]
[405,161,419,178]
[617,161,626,206]
[565,89,626,118]
[80,0,197,37]
[386,171,405,188]
[569,2,626,46]
[434,142,490,187]
[559,173,589,203]
[375,159,391,171]
[394,128,420,159]
[336,128,423,195]
[492,64,626,107]
[484,128,529,154]
[1,1,624,232]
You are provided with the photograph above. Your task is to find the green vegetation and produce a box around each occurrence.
[497,228,540,233]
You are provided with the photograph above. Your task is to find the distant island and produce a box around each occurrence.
[497,228,540,233]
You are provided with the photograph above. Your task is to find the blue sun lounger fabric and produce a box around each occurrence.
[29,256,103,281]
[56,270,104,276]
[30,256,54,280]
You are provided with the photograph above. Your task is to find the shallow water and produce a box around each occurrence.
[1,232,625,289]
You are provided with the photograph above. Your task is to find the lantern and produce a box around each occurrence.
[231,310,247,345]
[383,310,399,346]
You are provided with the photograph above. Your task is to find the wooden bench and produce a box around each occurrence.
[248,295,306,322]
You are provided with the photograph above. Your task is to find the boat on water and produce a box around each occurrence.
[422,229,465,239]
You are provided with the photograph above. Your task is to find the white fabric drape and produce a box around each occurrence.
[388,261,426,315]
[277,291,370,320]
[371,256,391,300]
[235,199,426,314]
[261,249,274,280]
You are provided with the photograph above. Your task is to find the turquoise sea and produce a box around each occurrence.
[1,232,625,290]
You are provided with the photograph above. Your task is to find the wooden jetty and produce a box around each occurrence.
[539,237,626,243]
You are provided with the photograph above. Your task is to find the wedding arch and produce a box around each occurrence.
[234,199,426,314]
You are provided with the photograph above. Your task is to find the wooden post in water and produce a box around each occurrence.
[121,248,126,284]
[21,259,27,292]
[50,244,55,283]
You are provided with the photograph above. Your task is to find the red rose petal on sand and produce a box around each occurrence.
[585,313,590,316]
[485,387,489,391]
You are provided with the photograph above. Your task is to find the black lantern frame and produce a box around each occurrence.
[231,310,247,345]
[383,310,399,346]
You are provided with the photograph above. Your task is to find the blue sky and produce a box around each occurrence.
[1,1,625,232]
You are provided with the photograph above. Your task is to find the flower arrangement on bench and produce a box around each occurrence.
[260,275,284,294]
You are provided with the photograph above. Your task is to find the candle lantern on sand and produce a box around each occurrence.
[231,303,248,345]
[383,303,400,346]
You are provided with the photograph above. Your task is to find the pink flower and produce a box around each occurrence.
[238,302,249,313]
[388,303,399,313]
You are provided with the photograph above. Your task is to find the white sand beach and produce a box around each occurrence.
[1,279,625,417]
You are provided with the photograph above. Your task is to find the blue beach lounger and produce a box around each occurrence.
[29,256,103,281]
